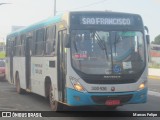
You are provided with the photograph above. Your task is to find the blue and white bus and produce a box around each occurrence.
[6,11,150,111]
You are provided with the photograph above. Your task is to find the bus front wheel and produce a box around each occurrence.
[49,85,63,111]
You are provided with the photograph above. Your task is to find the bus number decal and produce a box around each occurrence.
[33,64,43,75]
[91,86,107,91]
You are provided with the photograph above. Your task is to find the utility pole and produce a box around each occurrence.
[54,0,56,16]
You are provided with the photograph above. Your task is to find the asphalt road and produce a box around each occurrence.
[0,79,159,119]
[148,78,160,93]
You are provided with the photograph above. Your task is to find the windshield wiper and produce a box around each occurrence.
[73,40,78,52]
[114,33,118,56]
[95,32,109,59]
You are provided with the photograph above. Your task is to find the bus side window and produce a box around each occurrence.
[20,34,26,57]
[45,25,56,56]
[35,28,45,56]
[14,37,19,56]
[32,31,36,55]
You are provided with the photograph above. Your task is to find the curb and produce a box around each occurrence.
[148,75,160,80]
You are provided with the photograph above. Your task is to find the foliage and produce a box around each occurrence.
[149,63,160,69]
[152,34,160,45]
[0,52,5,59]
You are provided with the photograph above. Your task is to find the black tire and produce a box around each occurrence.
[15,73,25,94]
[49,85,63,111]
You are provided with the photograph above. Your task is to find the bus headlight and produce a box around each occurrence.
[138,81,147,90]
[70,79,86,92]
[139,83,145,89]
[74,84,84,91]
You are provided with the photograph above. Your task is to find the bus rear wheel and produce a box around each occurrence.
[49,85,63,111]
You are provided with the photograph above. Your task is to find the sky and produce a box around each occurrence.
[0,0,160,42]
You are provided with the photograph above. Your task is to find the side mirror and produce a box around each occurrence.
[64,34,70,48]
[146,35,150,44]
[144,26,150,45]
[144,26,149,34]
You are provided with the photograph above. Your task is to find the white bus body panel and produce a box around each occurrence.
[31,57,58,99]
[13,57,26,88]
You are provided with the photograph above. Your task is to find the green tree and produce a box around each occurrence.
[152,34,160,45]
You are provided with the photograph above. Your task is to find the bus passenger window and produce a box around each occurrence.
[35,28,45,55]
[45,26,56,56]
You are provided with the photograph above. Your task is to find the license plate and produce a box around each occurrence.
[105,100,120,106]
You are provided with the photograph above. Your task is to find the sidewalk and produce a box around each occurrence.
[148,68,160,80]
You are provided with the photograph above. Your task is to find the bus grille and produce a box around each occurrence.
[91,94,133,104]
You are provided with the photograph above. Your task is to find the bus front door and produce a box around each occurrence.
[58,30,67,102]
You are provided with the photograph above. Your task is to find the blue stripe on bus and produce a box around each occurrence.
[8,14,63,37]
[66,88,147,106]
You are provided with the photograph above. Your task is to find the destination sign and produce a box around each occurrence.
[70,12,143,30]
[81,17,132,25]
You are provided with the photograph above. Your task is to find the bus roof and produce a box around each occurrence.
[7,14,63,37]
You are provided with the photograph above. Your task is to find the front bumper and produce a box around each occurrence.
[66,88,147,106]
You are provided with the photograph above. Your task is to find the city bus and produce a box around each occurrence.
[5,11,150,111]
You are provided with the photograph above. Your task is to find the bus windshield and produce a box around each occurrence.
[71,30,145,75]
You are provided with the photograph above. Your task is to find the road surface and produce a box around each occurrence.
[0,79,159,119]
